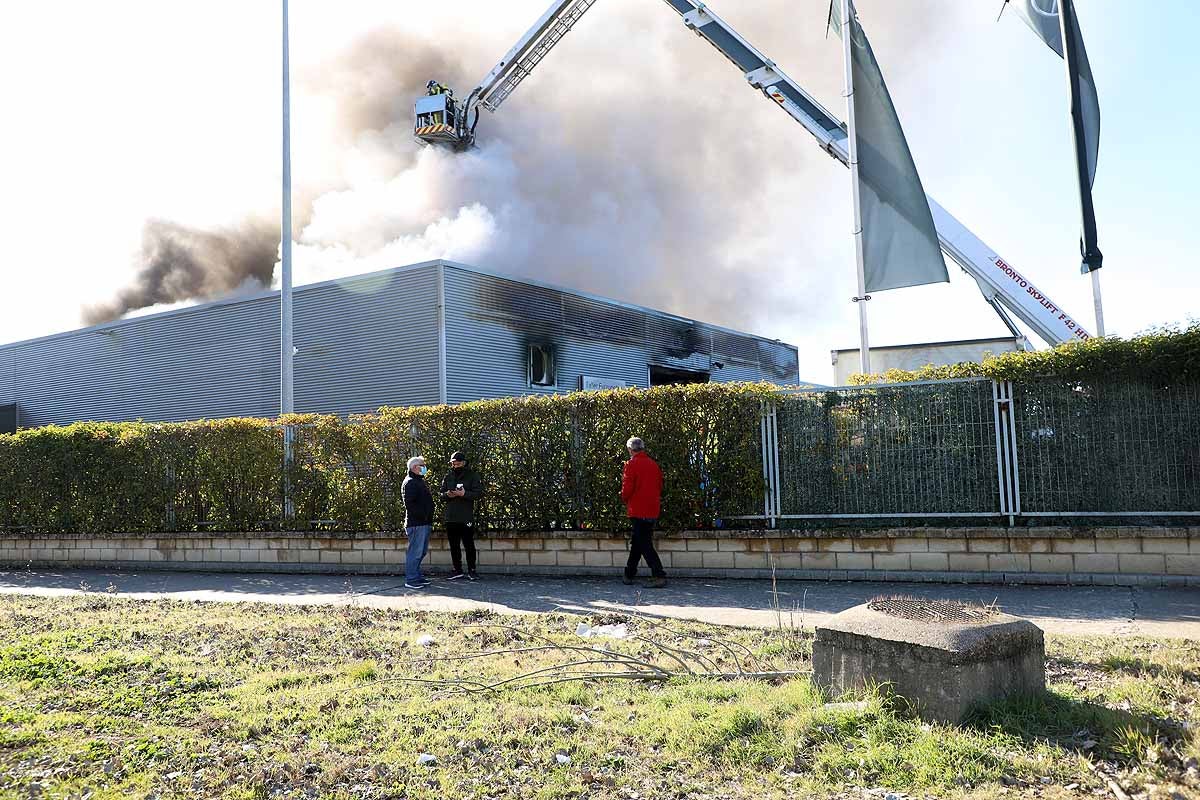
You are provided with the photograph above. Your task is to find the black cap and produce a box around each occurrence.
[450,451,467,462]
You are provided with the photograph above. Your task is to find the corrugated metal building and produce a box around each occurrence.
[0,260,801,430]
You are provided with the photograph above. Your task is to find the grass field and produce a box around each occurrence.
[0,594,1196,799]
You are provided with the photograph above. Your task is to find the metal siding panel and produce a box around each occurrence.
[293,266,441,415]
[5,265,441,426]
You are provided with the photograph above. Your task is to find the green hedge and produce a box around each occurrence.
[848,322,1200,385]
[0,384,778,534]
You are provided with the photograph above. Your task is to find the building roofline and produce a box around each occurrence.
[3,260,800,358]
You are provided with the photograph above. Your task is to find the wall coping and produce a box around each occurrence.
[3,526,1197,541]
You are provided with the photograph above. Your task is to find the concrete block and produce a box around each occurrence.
[988,554,1030,573]
[853,538,893,553]
[967,538,1008,553]
[1030,554,1073,573]
[427,550,452,566]
[813,602,1044,724]
[1052,539,1097,554]
[701,552,735,569]
[517,538,545,550]
[803,553,838,570]
[361,550,385,565]
[686,539,719,552]
[657,539,687,551]
[1142,538,1190,554]
[909,553,950,572]
[928,538,968,552]
[783,538,817,552]
[835,553,873,571]
[670,551,702,569]
[873,554,911,572]
[583,551,613,568]
[1166,554,1200,575]
[542,539,571,551]
[478,550,506,566]
[319,551,342,565]
[892,538,930,553]
[748,538,783,553]
[1096,538,1141,554]
[1119,554,1166,574]
[297,550,321,564]
[1009,538,1051,554]
[816,539,853,552]
[504,551,531,566]
[599,539,627,551]
[529,551,558,567]
[491,538,517,551]
[717,539,747,552]
[948,553,989,572]
[1074,554,1118,573]
[734,552,769,570]
[556,551,585,567]
[770,553,805,570]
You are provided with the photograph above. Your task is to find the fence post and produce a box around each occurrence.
[759,400,779,528]
[991,380,1021,525]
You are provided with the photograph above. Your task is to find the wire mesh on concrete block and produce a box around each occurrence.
[774,380,1001,517]
[1014,377,1200,514]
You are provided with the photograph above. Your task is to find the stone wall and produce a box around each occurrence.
[2,527,1198,586]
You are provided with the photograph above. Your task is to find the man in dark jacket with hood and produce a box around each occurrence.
[440,451,483,580]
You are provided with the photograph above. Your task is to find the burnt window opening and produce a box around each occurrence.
[529,345,556,387]
[649,365,710,387]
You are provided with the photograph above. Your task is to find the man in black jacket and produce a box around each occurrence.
[440,451,483,580]
[402,455,434,589]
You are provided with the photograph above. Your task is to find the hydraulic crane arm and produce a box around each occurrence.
[414,0,601,147]
[415,0,1092,347]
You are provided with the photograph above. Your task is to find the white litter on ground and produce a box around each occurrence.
[575,623,630,639]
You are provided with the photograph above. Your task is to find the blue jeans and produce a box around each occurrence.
[405,524,432,583]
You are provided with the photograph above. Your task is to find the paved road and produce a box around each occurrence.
[1,567,1197,638]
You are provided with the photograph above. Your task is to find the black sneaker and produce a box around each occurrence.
[448,571,467,581]
[404,580,429,590]
[622,576,635,586]
[467,570,480,582]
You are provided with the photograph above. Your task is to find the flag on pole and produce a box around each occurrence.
[831,2,948,293]
[1005,0,1102,274]
[1006,0,1099,187]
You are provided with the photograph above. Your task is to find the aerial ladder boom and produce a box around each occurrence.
[414,0,599,147]
[415,0,1092,347]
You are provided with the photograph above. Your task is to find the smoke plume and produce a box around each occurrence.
[83,219,279,325]
[85,0,966,335]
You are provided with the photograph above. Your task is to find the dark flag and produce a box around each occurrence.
[1007,0,1102,273]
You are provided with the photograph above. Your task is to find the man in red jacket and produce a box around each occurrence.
[621,436,668,588]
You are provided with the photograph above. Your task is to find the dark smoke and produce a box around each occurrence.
[83,219,279,325]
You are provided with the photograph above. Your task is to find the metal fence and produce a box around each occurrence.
[748,376,1200,524]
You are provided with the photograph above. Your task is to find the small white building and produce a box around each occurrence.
[831,336,1025,385]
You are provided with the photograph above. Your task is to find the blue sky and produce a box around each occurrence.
[0,0,1194,381]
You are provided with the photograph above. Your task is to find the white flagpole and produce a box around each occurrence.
[841,0,871,375]
[281,0,295,414]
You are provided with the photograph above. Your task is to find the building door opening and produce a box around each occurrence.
[649,365,710,387]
